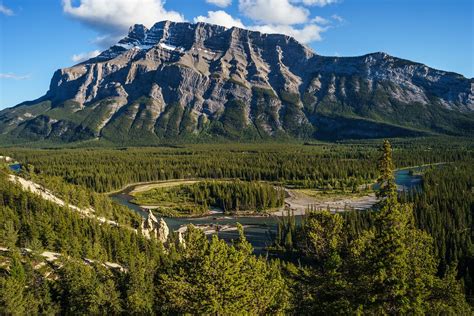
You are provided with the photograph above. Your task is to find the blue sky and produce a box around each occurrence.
[0,0,472,109]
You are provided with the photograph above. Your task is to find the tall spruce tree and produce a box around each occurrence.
[376,139,397,201]
[349,140,471,314]
[156,225,288,314]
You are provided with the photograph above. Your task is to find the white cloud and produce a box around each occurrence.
[71,50,101,63]
[193,10,326,43]
[331,14,344,23]
[206,0,232,7]
[235,0,332,43]
[194,11,245,29]
[312,16,330,25]
[297,0,338,6]
[239,0,309,25]
[62,0,185,34]
[61,0,336,55]
[0,4,13,16]
[91,34,123,48]
[252,23,327,43]
[0,73,30,80]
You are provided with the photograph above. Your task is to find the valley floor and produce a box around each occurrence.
[110,178,378,217]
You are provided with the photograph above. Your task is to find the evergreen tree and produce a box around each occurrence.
[376,139,397,201]
[156,225,288,314]
[349,140,471,314]
[125,253,155,314]
[0,253,31,315]
[293,211,352,314]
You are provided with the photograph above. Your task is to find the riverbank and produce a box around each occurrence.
[110,178,377,219]
[109,162,440,221]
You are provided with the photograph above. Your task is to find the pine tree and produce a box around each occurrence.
[0,253,30,314]
[376,139,397,201]
[156,225,288,314]
[349,140,471,314]
[125,254,155,314]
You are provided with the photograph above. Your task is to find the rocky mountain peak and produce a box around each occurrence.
[125,24,148,43]
[0,21,472,144]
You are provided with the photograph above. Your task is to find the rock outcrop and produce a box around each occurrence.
[141,209,169,243]
[1,21,472,143]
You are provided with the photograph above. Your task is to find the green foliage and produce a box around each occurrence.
[401,161,474,301]
[280,90,301,105]
[7,139,468,193]
[28,172,141,227]
[155,103,185,138]
[0,172,159,265]
[278,141,472,314]
[156,226,289,314]
[216,99,251,138]
[57,260,122,314]
[125,253,156,313]
[376,139,397,200]
[252,86,277,99]
[0,166,290,314]
[0,252,59,315]
[132,180,284,215]
[299,211,344,265]
[0,138,472,313]
[276,209,297,252]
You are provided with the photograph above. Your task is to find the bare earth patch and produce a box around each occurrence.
[272,188,378,216]
[129,179,201,195]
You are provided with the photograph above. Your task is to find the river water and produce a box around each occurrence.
[110,167,425,253]
[8,163,21,172]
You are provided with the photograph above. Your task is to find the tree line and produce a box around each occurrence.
[134,180,285,214]
[7,139,470,193]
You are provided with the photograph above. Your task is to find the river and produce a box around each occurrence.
[110,166,428,253]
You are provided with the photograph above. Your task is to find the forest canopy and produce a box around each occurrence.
[0,138,472,313]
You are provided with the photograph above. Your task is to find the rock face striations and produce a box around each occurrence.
[1,21,473,144]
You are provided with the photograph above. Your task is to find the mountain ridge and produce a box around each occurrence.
[1,20,473,144]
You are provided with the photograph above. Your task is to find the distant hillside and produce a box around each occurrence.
[1,21,473,145]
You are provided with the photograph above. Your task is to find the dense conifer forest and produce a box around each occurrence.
[132,180,285,216]
[7,138,472,193]
[0,137,472,313]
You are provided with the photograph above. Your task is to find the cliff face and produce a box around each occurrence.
[1,21,473,144]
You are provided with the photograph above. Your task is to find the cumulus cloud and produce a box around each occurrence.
[232,0,333,43]
[252,23,327,43]
[62,0,184,34]
[206,0,232,7]
[71,50,101,63]
[194,10,244,28]
[61,0,338,53]
[312,16,330,25]
[193,8,326,43]
[297,0,339,6]
[90,34,122,48]
[239,0,309,25]
[0,4,13,16]
[0,73,30,80]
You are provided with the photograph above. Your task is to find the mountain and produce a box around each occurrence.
[1,21,473,144]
